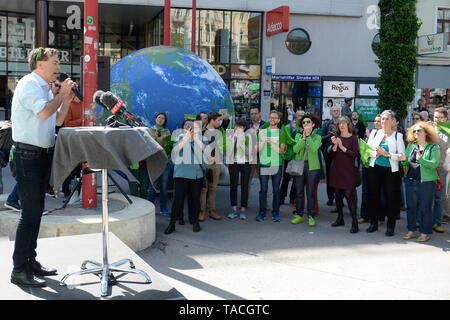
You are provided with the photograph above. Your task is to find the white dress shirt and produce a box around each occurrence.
[11,72,56,148]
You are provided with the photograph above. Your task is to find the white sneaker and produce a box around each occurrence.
[4,202,21,212]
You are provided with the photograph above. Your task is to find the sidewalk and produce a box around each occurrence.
[139,180,450,300]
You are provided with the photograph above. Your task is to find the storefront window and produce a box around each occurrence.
[285,28,311,55]
[102,34,122,65]
[147,11,163,47]
[5,13,35,75]
[197,10,230,64]
[230,79,260,121]
[231,12,261,64]
[171,8,192,51]
[170,8,263,114]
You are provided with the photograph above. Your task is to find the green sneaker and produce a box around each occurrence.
[291,215,304,224]
[308,216,316,227]
[433,224,444,233]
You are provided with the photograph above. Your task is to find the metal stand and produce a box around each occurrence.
[62,167,132,210]
[59,169,151,297]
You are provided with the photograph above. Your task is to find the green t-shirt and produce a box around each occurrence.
[258,128,282,167]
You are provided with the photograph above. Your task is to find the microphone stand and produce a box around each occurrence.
[61,167,133,210]
[60,115,138,210]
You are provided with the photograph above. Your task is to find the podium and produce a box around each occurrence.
[51,127,168,297]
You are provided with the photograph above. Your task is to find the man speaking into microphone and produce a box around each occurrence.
[10,47,76,287]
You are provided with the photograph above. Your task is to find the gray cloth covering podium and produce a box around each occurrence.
[51,126,168,189]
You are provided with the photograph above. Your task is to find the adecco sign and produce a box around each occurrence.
[266,6,290,36]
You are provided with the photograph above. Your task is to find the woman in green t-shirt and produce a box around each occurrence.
[147,112,172,215]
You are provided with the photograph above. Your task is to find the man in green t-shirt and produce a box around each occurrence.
[256,110,286,222]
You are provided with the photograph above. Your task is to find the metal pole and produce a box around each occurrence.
[101,169,109,296]
[35,0,48,47]
[191,0,196,53]
[82,0,98,208]
[164,0,171,46]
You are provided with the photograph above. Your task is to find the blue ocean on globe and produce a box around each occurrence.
[101,46,234,131]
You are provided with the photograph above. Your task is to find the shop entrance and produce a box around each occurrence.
[271,80,321,124]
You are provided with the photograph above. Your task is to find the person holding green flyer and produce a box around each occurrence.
[431,107,449,229]
[359,115,382,223]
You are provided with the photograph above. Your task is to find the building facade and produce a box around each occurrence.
[0,0,390,123]
[415,0,450,117]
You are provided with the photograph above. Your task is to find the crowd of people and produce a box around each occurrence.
[137,105,449,243]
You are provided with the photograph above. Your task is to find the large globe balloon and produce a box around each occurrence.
[103,46,234,131]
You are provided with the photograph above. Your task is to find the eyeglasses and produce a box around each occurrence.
[413,129,423,133]
[53,83,61,88]
[302,120,312,125]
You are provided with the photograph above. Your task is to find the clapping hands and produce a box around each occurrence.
[331,136,342,147]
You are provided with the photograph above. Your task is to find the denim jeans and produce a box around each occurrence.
[7,183,20,204]
[147,162,171,211]
[259,165,282,215]
[433,168,447,225]
[12,146,53,271]
[405,178,435,234]
[293,161,319,217]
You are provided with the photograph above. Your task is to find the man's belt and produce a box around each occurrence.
[13,142,54,153]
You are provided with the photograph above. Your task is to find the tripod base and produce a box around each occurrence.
[60,259,152,297]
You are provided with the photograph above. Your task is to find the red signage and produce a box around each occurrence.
[266,6,290,36]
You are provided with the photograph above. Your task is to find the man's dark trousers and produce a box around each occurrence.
[12,146,53,271]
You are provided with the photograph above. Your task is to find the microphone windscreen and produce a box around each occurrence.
[100,91,119,110]
[93,90,105,106]
[58,73,70,82]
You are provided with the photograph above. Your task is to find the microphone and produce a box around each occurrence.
[99,91,143,126]
[58,73,83,101]
[93,90,107,110]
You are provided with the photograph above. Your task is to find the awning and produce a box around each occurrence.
[417,65,450,88]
